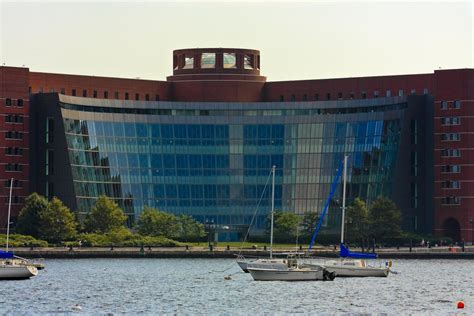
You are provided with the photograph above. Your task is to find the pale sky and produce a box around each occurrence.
[1,1,472,81]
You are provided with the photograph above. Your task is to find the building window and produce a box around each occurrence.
[5,179,22,188]
[5,163,23,172]
[386,90,391,97]
[135,93,140,101]
[46,117,54,143]
[5,98,12,106]
[223,53,237,69]
[72,89,76,96]
[201,53,216,69]
[155,95,160,101]
[183,54,194,69]
[349,92,355,99]
[5,115,23,123]
[244,54,254,69]
[411,89,416,95]
[441,180,460,189]
[314,94,319,101]
[361,92,367,99]
[60,88,65,95]
[441,117,460,125]
[5,131,23,140]
[145,94,150,101]
[302,94,307,101]
[398,89,404,97]
[374,91,379,98]
[279,95,284,102]
[441,196,460,205]
[337,92,343,100]
[423,88,429,95]
[17,99,23,107]
[46,149,54,175]
[104,91,109,99]
[49,88,55,93]
[441,149,460,157]
[441,165,461,173]
[39,87,43,93]
[290,94,296,101]
[125,92,129,100]
[454,100,461,109]
[441,133,460,141]
[93,90,98,98]
[440,101,448,110]
[82,90,87,97]
[114,92,119,99]
[326,93,331,100]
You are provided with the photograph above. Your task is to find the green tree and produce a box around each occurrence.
[38,197,77,243]
[176,215,206,242]
[85,196,127,233]
[301,211,320,240]
[16,193,49,238]
[368,197,402,242]
[137,207,178,238]
[268,211,300,242]
[345,198,369,243]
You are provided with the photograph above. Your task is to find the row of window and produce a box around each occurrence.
[440,133,460,141]
[4,115,24,123]
[5,163,23,172]
[4,98,24,107]
[5,147,24,156]
[174,52,258,71]
[280,88,428,102]
[440,165,461,173]
[3,196,23,204]
[5,131,23,140]
[441,180,460,189]
[441,149,461,157]
[440,117,460,125]
[441,196,460,205]
[33,87,161,101]
[440,101,461,110]
[4,179,23,188]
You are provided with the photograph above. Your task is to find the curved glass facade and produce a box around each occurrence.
[57,96,407,238]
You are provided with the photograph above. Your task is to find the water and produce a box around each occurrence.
[1,259,472,314]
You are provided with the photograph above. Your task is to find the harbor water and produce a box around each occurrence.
[1,258,472,314]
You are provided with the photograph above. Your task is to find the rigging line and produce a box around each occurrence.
[308,159,344,252]
[238,168,273,255]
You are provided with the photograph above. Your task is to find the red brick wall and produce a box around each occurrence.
[0,67,30,230]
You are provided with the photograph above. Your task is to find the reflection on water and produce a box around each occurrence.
[0,259,472,314]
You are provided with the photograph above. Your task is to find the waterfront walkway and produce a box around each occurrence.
[9,245,474,259]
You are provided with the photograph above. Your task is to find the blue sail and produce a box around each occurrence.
[340,243,377,259]
[0,250,14,259]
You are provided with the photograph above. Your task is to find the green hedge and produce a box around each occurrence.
[0,234,49,247]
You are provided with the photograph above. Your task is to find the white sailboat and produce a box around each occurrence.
[1,178,38,280]
[237,166,288,273]
[242,167,334,281]
[322,156,391,278]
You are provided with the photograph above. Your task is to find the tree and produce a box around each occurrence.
[176,214,206,242]
[345,198,369,243]
[137,207,178,238]
[268,211,300,242]
[16,193,48,238]
[38,197,77,243]
[368,197,402,242]
[85,196,127,233]
[301,211,320,240]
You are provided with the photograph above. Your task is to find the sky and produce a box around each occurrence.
[0,0,472,82]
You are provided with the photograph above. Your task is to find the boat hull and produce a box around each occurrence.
[247,267,331,281]
[0,265,38,280]
[324,265,389,277]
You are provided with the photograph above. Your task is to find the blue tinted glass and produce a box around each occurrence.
[113,123,124,137]
[215,125,229,138]
[138,154,149,168]
[176,155,189,169]
[128,153,139,168]
[178,185,190,198]
[124,123,136,137]
[174,125,187,138]
[161,125,173,138]
[188,125,201,138]
[163,154,175,169]
[258,125,271,138]
[151,154,162,168]
[151,125,160,138]
[202,125,214,139]
[244,155,256,168]
[165,185,177,198]
[191,185,203,198]
[272,125,284,139]
[153,184,164,198]
[202,155,215,169]
[103,122,114,137]
[136,124,148,138]
[189,155,202,168]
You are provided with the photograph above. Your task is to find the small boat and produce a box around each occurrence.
[0,178,39,280]
[247,257,335,281]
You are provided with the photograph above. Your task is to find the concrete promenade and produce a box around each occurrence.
[9,245,474,259]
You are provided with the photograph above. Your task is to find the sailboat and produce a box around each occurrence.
[0,178,38,280]
[242,168,334,281]
[321,156,391,277]
[237,166,291,273]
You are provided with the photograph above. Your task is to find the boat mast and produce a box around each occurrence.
[270,165,275,259]
[6,178,13,252]
[341,156,348,245]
